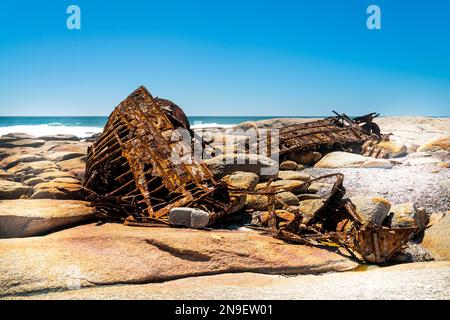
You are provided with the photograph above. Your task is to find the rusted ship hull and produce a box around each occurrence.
[83,86,232,225]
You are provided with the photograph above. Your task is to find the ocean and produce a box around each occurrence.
[0,116,317,138]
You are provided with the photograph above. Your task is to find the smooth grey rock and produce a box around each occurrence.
[169,207,211,229]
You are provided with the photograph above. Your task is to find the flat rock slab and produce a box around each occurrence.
[0,200,95,238]
[0,223,357,297]
[0,139,46,148]
[16,261,449,300]
[0,180,32,199]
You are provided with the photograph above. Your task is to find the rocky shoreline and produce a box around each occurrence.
[0,116,449,299]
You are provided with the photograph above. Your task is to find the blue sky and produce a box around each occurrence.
[0,0,449,116]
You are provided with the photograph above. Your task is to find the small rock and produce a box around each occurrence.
[246,192,299,211]
[375,141,407,158]
[0,180,32,199]
[437,162,450,169]
[169,207,211,229]
[279,160,298,170]
[389,203,429,233]
[256,210,296,226]
[298,199,326,220]
[277,170,311,181]
[276,192,299,207]
[350,196,391,227]
[221,171,259,191]
[286,151,322,165]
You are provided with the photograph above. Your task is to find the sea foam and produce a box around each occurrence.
[0,124,103,139]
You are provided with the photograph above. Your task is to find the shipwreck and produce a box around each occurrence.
[83,86,416,263]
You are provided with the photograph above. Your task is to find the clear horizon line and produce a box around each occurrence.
[0,114,450,118]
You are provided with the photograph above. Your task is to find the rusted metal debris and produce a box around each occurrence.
[84,86,415,264]
[83,86,234,226]
[256,174,416,263]
[279,110,389,159]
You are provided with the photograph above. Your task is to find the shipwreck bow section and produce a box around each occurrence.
[83,86,232,225]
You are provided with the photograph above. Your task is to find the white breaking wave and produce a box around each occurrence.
[0,122,234,139]
[191,122,234,129]
[0,124,103,139]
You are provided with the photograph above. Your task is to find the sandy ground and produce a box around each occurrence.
[11,261,450,300]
